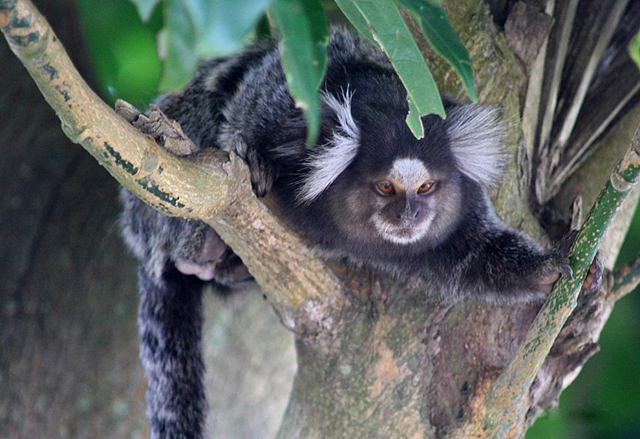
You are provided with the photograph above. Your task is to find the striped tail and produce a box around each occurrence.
[138,264,206,439]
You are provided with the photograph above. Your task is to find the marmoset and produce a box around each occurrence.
[120,28,584,439]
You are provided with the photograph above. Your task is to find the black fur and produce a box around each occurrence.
[120,28,564,438]
[138,265,206,439]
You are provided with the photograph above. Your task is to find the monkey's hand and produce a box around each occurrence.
[115,99,199,156]
[233,133,278,197]
[536,256,603,294]
[174,225,252,287]
[537,231,603,294]
[581,254,604,294]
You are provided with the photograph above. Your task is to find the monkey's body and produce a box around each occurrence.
[120,29,569,438]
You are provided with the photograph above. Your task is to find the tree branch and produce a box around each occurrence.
[0,0,344,323]
[0,0,228,216]
[610,253,640,301]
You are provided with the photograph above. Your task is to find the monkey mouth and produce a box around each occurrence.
[372,216,432,245]
[388,228,420,244]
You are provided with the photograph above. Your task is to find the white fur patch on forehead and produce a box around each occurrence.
[445,105,507,187]
[389,158,431,189]
[297,89,360,203]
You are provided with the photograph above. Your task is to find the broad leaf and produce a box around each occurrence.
[185,0,271,58]
[406,98,423,140]
[331,0,378,47]
[159,1,199,91]
[630,30,640,70]
[398,0,477,101]
[270,0,329,146]
[155,0,271,91]
[337,0,445,138]
[129,0,160,22]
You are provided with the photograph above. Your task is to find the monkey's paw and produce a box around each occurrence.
[581,254,603,294]
[115,99,199,156]
[174,227,253,288]
[537,258,573,293]
[536,253,603,294]
[233,133,278,197]
[536,230,578,292]
[175,251,252,288]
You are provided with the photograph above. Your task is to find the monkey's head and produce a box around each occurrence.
[297,91,507,253]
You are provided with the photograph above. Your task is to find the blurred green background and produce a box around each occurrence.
[77,0,163,106]
[76,0,640,437]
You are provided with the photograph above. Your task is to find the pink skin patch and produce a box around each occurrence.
[175,260,217,281]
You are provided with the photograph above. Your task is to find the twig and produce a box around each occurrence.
[610,253,640,301]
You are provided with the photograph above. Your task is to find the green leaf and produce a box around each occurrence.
[397,0,477,102]
[270,0,329,146]
[185,0,271,57]
[337,0,445,138]
[158,0,199,91]
[331,0,378,47]
[406,98,423,138]
[630,30,640,70]
[129,0,160,22]
[157,0,272,91]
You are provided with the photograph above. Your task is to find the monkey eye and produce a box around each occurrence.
[417,180,437,195]
[374,180,396,196]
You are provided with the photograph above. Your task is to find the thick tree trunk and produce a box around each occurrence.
[278,283,545,438]
[275,270,616,438]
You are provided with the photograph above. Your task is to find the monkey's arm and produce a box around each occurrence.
[465,228,602,301]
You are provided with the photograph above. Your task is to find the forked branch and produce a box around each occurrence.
[610,253,640,301]
[0,0,344,322]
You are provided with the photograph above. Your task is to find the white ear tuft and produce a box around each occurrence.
[297,89,360,203]
[445,105,507,187]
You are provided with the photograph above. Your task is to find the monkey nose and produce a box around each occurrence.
[413,205,428,221]
[401,201,428,221]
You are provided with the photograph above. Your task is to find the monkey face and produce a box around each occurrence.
[302,94,497,253]
[332,156,463,251]
[369,157,459,245]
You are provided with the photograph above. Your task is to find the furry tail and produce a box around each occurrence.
[138,264,206,439]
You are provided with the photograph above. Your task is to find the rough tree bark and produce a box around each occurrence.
[1,0,639,438]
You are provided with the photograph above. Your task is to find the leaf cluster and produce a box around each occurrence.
[128,0,477,142]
